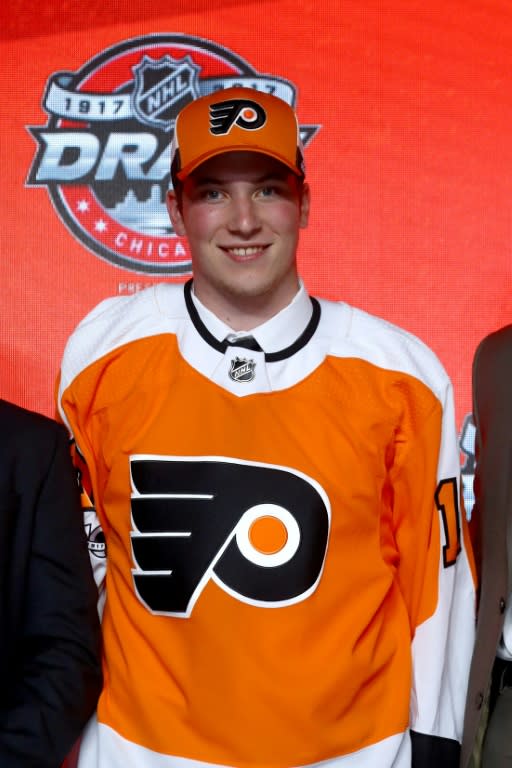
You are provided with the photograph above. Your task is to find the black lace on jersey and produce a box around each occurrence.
[183,279,321,362]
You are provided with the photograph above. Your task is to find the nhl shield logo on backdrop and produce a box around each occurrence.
[133,55,200,132]
[26,33,320,276]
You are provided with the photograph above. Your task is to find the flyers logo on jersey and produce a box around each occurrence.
[209,98,266,135]
[130,455,331,617]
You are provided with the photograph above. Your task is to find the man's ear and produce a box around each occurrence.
[299,182,311,229]
[166,190,186,237]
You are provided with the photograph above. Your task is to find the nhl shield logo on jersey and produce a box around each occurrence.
[229,357,256,383]
[26,33,320,276]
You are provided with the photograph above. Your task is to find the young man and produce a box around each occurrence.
[58,87,475,768]
[0,398,102,767]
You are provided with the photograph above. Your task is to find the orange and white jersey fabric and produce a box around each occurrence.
[58,282,475,768]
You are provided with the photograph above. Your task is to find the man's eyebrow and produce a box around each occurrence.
[254,173,290,183]
[191,172,290,186]
[191,176,222,186]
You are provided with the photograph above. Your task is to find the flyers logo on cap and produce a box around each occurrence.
[129,455,331,617]
[209,99,267,135]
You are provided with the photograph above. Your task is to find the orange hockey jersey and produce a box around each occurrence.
[58,281,475,768]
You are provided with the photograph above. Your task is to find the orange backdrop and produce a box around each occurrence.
[2,0,512,512]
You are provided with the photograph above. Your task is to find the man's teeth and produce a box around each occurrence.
[229,247,261,256]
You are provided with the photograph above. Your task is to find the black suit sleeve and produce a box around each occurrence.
[410,730,461,767]
[0,415,102,768]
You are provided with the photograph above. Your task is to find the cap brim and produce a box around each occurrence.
[176,145,304,181]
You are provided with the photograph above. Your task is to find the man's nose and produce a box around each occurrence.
[227,195,261,235]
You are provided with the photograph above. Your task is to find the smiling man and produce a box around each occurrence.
[166,88,310,331]
[167,150,308,329]
[58,87,475,768]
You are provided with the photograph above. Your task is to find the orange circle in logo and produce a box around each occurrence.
[242,107,256,121]
[248,515,288,555]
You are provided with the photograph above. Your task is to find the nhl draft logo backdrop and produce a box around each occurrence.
[27,33,319,275]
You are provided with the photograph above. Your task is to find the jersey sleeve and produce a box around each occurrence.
[70,439,107,616]
[57,364,108,616]
[392,374,476,764]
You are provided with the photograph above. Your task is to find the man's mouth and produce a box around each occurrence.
[223,245,269,261]
[230,246,261,257]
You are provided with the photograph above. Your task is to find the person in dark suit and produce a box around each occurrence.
[0,398,102,767]
[461,324,512,767]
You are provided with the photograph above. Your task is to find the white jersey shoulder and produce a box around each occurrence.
[60,284,185,393]
[319,298,451,402]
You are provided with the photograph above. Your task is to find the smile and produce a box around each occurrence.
[227,246,264,257]
[221,245,270,262]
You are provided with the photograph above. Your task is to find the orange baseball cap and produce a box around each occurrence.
[170,87,305,184]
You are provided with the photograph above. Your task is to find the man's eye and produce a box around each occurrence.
[197,188,223,201]
[259,186,277,197]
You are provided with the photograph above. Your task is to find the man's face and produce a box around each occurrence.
[167,151,310,325]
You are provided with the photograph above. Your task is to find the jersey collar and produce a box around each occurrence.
[184,279,320,362]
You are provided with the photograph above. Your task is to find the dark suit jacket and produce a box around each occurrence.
[0,399,102,767]
[461,325,512,767]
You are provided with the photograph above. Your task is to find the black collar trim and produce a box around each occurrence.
[183,279,321,363]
